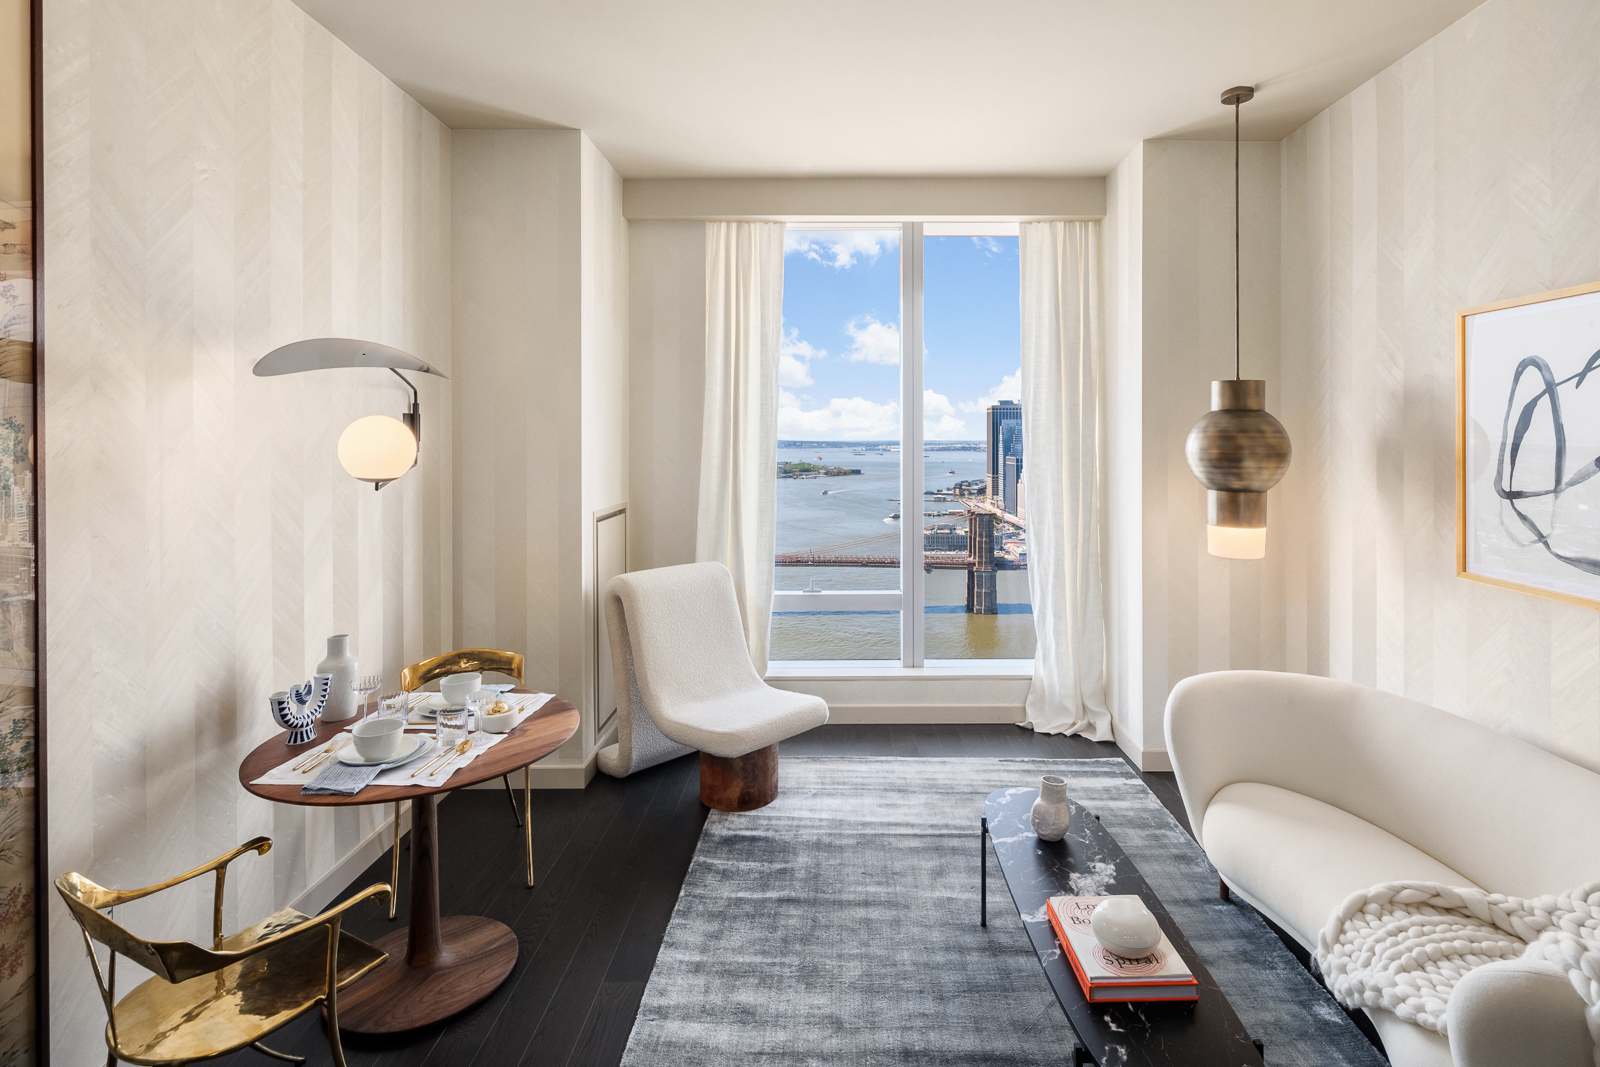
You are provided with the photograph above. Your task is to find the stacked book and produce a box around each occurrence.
[1046,895,1199,1003]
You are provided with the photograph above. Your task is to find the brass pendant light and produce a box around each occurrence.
[1185,85,1291,559]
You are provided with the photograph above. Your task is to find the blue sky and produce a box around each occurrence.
[780,230,1021,441]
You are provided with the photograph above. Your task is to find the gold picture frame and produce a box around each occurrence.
[1457,280,1600,610]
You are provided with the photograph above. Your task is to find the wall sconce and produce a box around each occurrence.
[253,338,447,490]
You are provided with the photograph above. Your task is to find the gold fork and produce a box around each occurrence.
[293,734,345,772]
[412,738,472,779]
[300,737,348,774]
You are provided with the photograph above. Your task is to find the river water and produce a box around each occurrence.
[770,442,1036,662]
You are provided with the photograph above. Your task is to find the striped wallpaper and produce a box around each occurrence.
[1277,0,1600,771]
[42,0,453,1059]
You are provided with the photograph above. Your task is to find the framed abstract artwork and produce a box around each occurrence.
[1458,281,1600,609]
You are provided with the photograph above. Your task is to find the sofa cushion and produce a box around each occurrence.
[1201,782,1481,949]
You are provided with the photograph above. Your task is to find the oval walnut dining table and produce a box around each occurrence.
[239,694,579,1034]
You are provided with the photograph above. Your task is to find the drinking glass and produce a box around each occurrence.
[466,690,493,733]
[436,703,468,746]
[378,691,406,720]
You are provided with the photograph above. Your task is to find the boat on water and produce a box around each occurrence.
[947,469,955,475]
[820,489,831,495]
[885,512,900,521]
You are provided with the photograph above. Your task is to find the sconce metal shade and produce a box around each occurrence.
[252,338,446,379]
[337,415,417,485]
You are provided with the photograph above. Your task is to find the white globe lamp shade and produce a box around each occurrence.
[337,415,417,484]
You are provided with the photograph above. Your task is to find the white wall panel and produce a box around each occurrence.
[42,0,452,1058]
[1279,0,1600,770]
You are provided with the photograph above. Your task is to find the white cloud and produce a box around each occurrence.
[778,390,900,440]
[923,389,969,440]
[785,230,900,269]
[958,366,1023,413]
[780,326,823,387]
[971,236,1004,256]
[844,315,901,364]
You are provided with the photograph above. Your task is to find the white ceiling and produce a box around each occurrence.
[292,0,1486,179]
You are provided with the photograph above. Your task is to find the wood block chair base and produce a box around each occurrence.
[700,745,779,812]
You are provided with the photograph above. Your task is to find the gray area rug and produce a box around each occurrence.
[621,757,1384,1067]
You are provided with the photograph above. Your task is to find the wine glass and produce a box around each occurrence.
[354,674,381,719]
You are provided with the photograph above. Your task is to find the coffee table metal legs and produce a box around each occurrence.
[334,794,518,1033]
[980,816,989,927]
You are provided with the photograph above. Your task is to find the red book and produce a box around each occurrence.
[1046,895,1200,1003]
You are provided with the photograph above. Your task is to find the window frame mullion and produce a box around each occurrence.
[899,222,925,668]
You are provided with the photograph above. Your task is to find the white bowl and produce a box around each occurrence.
[439,672,482,707]
[480,705,516,733]
[352,717,405,761]
[1090,896,1162,956]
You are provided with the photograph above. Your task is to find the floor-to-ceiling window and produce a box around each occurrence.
[769,223,1033,667]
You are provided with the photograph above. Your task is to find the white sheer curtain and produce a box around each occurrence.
[1018,221,1112,739]
[696,221,785,674]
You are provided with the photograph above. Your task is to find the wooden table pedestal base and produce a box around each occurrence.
[335,915,517,1033]
[700,744,778,812]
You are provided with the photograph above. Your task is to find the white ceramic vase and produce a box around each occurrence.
[1031,774,1071,841]
[316,634,359,721]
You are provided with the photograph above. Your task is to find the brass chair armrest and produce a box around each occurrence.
[211,883,393,964]
[66,837,273,911]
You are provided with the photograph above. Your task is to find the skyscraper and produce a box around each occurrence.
[986,400,1022,499]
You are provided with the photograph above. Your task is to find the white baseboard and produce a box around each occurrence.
[461,755,597,790]
[1111,727,1172,772]
[824,703,1024,724]
[290,802,413,916]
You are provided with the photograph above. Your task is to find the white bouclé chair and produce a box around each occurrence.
[597,562,828,810]
[1166,671,1600,1067]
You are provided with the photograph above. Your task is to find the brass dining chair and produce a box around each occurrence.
[386,648,534,918]
[57,836,390,1067]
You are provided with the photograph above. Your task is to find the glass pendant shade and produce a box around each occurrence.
[337,414,418,484]
[1207,524,1266,560]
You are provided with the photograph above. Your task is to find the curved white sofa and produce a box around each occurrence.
[1165,670,1600,1067]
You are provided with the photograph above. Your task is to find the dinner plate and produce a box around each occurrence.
[338,734,434,767]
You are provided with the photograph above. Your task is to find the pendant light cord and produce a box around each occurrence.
[1234,99,1241,382]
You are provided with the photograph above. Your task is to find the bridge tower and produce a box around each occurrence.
[965,512,997,615]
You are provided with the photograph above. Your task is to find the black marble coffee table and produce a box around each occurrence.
[983,788,1265,1067]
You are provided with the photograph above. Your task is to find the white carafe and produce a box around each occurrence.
[316,634,359,721]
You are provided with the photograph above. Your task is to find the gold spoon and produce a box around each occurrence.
[412,738,472,779]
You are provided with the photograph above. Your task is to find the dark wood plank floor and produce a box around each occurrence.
[218,725,1185,1067]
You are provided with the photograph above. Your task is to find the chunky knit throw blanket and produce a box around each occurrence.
[1315,880,1600,1061]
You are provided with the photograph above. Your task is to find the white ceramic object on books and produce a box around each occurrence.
[1090,896,1162,956]
[316,634,359,721]
[439,672,481,708]
[351,717,404,761]
[1031,774,1071,841]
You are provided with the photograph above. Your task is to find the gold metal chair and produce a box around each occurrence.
[57,837,390,1067]
[386,648,534,919]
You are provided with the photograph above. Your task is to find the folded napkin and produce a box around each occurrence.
[302,759,386,796]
